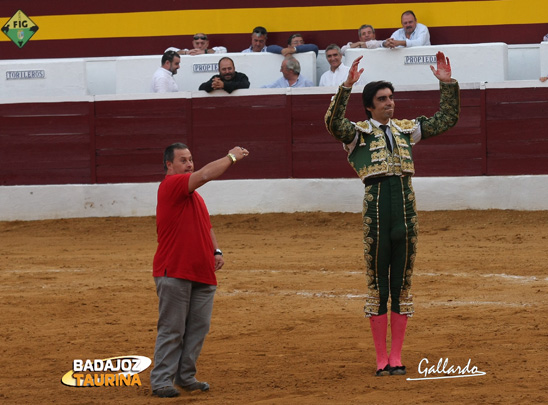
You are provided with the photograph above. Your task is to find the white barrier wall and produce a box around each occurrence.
[508,44,540,80]
[115,55,157,94]
[540,42,548,77]
[115,51,317,94]
[345,43,508,86]
[0,58,88,98]
[2,43,546,97]
[1,176,547,221]
[86,57,117,96]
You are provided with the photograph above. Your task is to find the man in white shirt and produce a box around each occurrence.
[341,25,383,55]
[319,44,350,87]
[383,10,430,48]
[151,50,180,93]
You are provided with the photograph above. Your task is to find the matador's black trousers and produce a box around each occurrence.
[362,175,417,317]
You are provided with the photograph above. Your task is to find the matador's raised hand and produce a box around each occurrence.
[430,51,452,83]
[343,56,364,87]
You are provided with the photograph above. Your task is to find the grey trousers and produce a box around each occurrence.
[150,276,216,390]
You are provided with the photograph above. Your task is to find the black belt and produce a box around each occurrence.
[363,176,391,187]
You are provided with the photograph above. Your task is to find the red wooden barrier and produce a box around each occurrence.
[485,87,548,175]
[1,87,548,186]
[0,101,94,185]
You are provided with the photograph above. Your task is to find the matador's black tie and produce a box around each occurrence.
[380,125,392,152]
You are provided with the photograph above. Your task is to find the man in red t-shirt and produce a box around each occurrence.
[151,143,249,398]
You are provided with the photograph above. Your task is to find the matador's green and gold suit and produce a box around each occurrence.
[325,81,460,317]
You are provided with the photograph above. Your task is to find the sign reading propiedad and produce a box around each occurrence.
[2,10,39,48]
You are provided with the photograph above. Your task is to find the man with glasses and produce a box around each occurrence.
[242,26,269,53]
[167,33,227,56]
[151,50,180,93]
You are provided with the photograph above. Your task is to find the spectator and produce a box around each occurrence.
[166,33,227,55]
[383,10,430,48]
[341,25,383,55]
[262,57,314,88]
[242,26,269,53]
[268,33,319,57]
[543,33,548,42]
[151,50,180,93]
[319,44,352,87]
[199,57,250,93]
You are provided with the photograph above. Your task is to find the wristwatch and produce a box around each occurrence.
[214,249,223,256]
[227,153,237,164]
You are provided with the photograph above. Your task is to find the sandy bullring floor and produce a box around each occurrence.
[1,210,547,404]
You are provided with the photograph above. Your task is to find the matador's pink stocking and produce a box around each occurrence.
[369,313,389,370]
[388,311,408,367]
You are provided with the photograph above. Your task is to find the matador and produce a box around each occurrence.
[324,52,460,376]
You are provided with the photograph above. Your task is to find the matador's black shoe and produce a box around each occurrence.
[389,365,407,375]
[375,364,391,376]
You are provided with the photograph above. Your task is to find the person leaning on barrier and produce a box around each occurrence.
[167,33,227,56]
[382,10,431,48]
[267,33,319,57]
[242,26,269,53]
[341,24,384,55]
[319,44,356,87]
[151,50,180,93]
[261,56,314,88]
[150,143,250,398]
[199,57,250,93]
[325,52,459,377]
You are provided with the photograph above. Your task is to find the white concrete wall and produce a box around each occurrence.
[508,44,540,80]
[321,45,533,86]
[1,176,547,221]
[540,42,548,77]
[0,58,88,98]
[115,52,317,94]
[85,57,117,95]
[344,43,508,86]
[484,79,548,89]
[1,42,545,98]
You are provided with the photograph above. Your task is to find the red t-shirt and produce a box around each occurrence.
[152,173,217,285]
